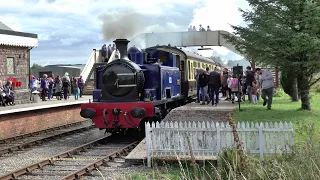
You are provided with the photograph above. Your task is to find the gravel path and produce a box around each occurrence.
[81,157,151,180]
[0,127,106,176]
[163,101,235,123]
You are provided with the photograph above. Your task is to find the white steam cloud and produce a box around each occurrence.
[99,11,148,42]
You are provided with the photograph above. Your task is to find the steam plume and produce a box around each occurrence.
[99,11,147,42]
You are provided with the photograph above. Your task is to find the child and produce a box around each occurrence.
[229,75,239,104]
[251,81,258,104]
[226,75,232,100]
[72,78,79,100]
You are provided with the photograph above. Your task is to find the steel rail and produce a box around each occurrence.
[0,124,94,156]
[0,120,90,144]
[0,136,112,180]
[61,141,138,180]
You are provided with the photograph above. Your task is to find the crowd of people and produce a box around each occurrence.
[101,44,116,62]
[188,24,212,31]
[196,66,274,110]
[29,72,84,102]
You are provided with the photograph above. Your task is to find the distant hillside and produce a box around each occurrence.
[227,59,250,69]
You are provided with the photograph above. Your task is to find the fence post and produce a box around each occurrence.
[145,122,152,167]
[216,123,221,153]
[258,122,264,162]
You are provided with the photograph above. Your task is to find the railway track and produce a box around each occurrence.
[0,120,94,156]
[0,136,138,180]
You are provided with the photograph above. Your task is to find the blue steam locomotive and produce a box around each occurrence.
[80,39,225,135]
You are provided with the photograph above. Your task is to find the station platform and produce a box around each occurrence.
[163,100,236,123]
[0,96,91,115]
[0,96,92,138]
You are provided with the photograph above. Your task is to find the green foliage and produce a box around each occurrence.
[129,120,320,180]
[273,88,286,97]
[30,63,43,72]
[217,149,242,179]
[312,83,320,93]
[280,70,293,96]
[208,56,224,65]
[223,0,320,110]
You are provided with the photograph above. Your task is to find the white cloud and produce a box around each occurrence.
[0,0,248,65]
[188,0,248,60]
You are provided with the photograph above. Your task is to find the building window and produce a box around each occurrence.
[6,57,15,75]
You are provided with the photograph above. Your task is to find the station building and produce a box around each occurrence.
[0,21,38,104]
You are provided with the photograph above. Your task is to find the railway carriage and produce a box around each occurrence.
[80,39,226,135]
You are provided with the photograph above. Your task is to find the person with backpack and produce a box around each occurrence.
[229,74,240,104]
[54,75,62,100]
[62,76,70,100]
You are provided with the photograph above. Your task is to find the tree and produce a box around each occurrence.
[208,56,224,64]
[224,0,320,111]
[30,63,43,72]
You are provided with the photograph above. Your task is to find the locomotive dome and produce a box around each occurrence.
[128,46,142,54]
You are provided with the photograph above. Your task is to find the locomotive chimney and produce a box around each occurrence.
[113,39,130,59]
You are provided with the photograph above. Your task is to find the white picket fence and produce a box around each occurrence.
[145,121,294,167]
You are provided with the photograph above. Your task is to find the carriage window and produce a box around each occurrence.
[190,62,194,80]
[198,62,200,67]
[193,61,196,69]
[180,60,185,71]
[188,61,191,80]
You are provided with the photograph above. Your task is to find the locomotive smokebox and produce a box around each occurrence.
[113,39,130,60]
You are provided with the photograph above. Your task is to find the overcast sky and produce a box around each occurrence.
[0,0,249,65]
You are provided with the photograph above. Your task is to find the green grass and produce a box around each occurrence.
[234,92,320,145]
[126,92,320,180]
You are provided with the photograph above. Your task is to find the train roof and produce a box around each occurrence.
[145,45,228,69]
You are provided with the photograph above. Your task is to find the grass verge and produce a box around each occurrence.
[233,92,320,145]
[126,92,320,180]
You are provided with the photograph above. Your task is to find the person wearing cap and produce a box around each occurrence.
[30,75,38,101]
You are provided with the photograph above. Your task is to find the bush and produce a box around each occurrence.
[280,70,294,96]
[311,82,320,93]
[273,88,286,97]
